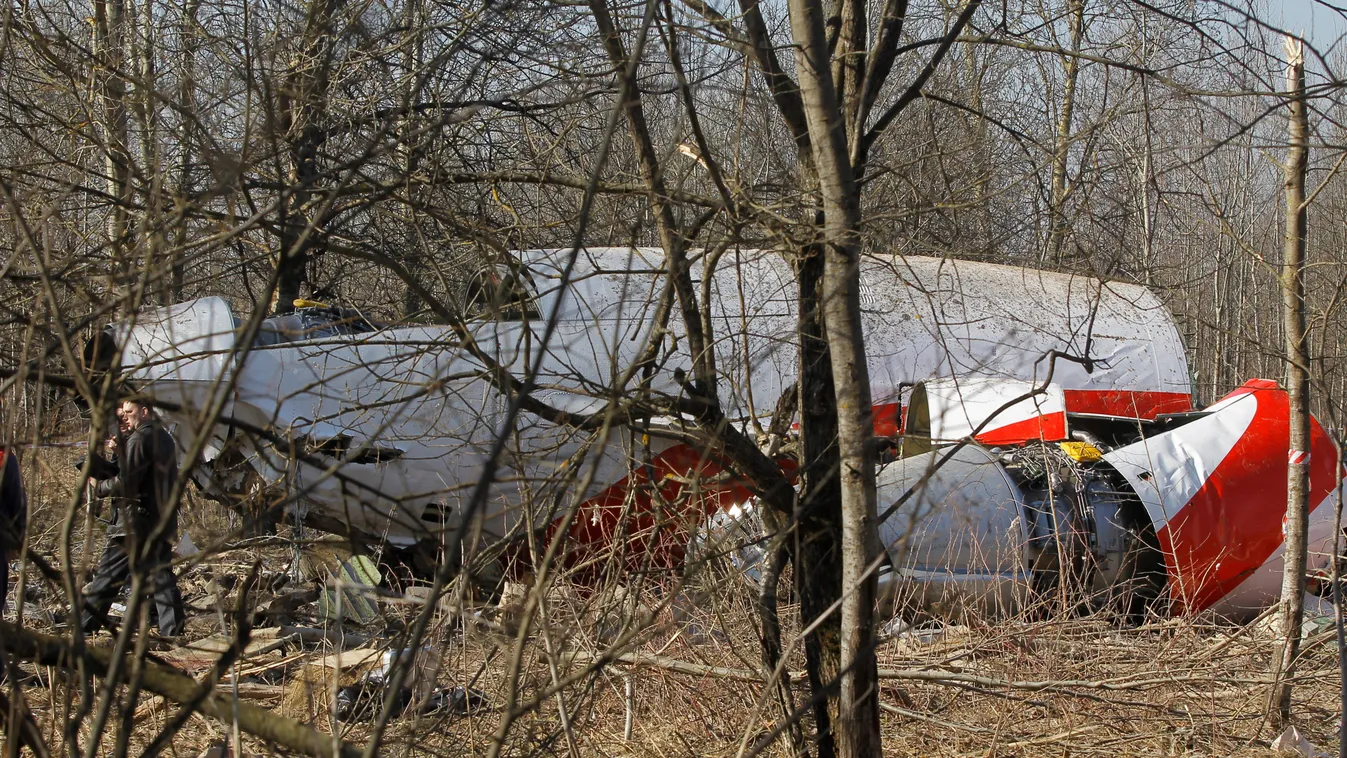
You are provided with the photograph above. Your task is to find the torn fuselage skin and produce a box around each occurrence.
[875,378,1343,623]
[77,249,1327,620]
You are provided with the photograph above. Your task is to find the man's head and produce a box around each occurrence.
[116,400,154,433]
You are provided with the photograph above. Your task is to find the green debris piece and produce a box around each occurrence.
[318,555,382,626]
[1305,612,1336,636]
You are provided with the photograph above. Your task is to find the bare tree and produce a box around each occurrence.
[5,0,1347,756]
[1273,33,1311,726]
[783,0,882,750]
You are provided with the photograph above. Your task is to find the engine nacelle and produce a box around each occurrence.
[878,442,1154,619]
[878,379,1343,622]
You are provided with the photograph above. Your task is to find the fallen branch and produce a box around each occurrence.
[556,650,1282,692]
[225,653,308,682]
[0,688,50,758]
[20,547,62,586]
[879,700,1106,747]
[279,626,371,648]
[1003,724,1105,748]
[133,685,284,724]
[551,650,765,683]
[876,668,1277,692]
[877,701,992,734]
[0,620,361,758]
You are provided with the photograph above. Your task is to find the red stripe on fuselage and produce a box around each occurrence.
[974,412,1068,445]
[874,403,902,437]
[875,390,1190,439]
[1157,381,1337,613]
[1062,389,1192,419]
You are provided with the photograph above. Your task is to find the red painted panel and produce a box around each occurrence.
[1157,380,1337,613]
[874,403,902,437]
[1062,389,1192,419]
[505,443,755,579]
[974,411,1068,445]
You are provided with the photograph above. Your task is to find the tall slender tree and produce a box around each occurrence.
[1274,34,1311,726]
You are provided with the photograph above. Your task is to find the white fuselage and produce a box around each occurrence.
[106,249,1193,560]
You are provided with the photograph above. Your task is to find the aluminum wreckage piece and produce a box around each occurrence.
[84,248,1333,619]
[878,377,1342,621]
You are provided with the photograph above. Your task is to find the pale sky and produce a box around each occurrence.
[1271,0,1347,49]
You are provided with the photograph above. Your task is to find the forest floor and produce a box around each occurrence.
[4,443,1341,757]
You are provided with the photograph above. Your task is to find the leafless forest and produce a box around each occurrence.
[2,0,1347,755]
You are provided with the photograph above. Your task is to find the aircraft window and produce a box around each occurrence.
[466,268,539,321]
[255,306,376,346]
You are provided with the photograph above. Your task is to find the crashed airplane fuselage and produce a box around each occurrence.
[87,248,1334,619]
[879,377,1342,621]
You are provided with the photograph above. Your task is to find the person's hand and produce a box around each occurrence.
[81,451,118,480]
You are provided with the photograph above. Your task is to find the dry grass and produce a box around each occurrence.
[6,444,1344,758]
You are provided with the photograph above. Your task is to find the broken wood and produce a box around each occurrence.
[164,630,293,673]
[227,653,307,681]
[278,626,371,648]
[0,620,361,758]
[205,683,284,699]
[132,696,171,724]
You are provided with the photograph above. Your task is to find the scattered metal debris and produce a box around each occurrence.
[176,532,200,557]
[333,647,486,722]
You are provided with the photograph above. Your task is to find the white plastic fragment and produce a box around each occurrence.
[175,531,199,557]
[1271,725,1326,757]
[879,617,910,638]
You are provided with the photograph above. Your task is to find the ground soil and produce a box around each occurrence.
[4,444,1341,757]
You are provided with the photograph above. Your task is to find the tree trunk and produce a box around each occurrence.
[786,0,882,751]
[399,0,427,320]
[92,0,134,307]
[132,0,168,306]
[275,0,336,314]
[1046,0,1085,264]
[1273,34,1310,726]
[795,243,843,758]
[171,0,200,304]
[276,119,321,313]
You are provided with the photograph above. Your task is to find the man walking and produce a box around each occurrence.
[0,440,26,615]
[80,399,185,636]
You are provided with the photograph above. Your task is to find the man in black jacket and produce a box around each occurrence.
[80,399,185,636]
[0,443,26,615]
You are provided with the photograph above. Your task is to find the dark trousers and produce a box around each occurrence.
[0,546,8,615]
[81,537,184,636]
